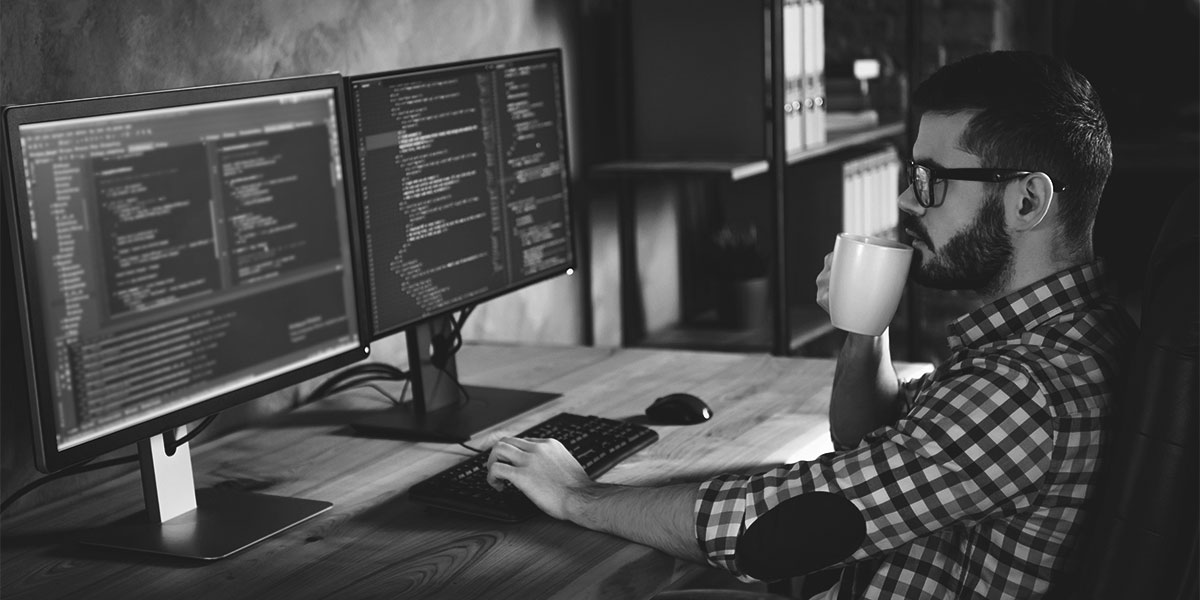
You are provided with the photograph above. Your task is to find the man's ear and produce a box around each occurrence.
[1007,172,1056,232]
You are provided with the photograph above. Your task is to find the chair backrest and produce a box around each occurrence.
[1063,180,1199,599]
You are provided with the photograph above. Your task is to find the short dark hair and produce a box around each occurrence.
[912,51,1112,254]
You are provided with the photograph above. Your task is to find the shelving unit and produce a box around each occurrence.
[592,121,904,182]
[591,159,769,182]
[589,0,914,356]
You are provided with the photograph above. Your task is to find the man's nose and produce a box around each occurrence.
[897,184,925,217]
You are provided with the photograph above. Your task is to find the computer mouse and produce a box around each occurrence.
[646,393,713,425]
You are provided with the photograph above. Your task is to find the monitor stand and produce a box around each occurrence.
[78,426,331,561]
[347,316,559,443]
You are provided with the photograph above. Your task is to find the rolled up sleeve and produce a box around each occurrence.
[693,359,1054,580]
[695,473,753,573]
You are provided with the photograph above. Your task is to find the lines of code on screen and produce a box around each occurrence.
[16,90,359,449]
[351,54,573,334]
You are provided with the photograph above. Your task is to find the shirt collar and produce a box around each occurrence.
[946,261,1109,349]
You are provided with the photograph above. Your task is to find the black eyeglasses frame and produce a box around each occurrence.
[907,161,1068,208]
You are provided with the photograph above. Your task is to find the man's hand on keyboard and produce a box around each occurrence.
[486,437,592,521]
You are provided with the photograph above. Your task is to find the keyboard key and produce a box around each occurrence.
[410,413,658,522]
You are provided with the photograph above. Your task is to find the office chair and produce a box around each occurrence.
[1057,180,1199,599]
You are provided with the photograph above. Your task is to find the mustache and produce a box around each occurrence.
[901,214,930,245]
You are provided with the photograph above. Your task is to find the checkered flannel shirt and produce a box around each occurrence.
[695,261,1137,598]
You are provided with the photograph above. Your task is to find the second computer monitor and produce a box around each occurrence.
[345,49,575,441]
[348,49,574,338]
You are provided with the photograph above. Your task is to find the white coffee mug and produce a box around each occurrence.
[829,233,913,336]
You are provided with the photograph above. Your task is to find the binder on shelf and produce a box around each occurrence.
[801,0,827,149]
[885,157,900,232]
[812,0,827,146]
[844,158,864,234]
[841,146,901,237]
[784,0,804,154]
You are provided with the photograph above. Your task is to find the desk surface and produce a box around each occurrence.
[1,345,924,600]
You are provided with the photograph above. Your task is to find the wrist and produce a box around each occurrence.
[848,327,887,342]
[844,328,890,353]
[562,481,605,526]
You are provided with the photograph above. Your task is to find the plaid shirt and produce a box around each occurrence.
[695,262,1136,598]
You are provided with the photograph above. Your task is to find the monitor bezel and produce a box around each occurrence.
[344,48,577,340]
[2,73,373,474]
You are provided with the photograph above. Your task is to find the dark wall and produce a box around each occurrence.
[1,0,576,105]
[0,0,582,515]
[1058,0,1200,305]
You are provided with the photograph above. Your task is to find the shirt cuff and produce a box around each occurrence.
[695,473,754,576]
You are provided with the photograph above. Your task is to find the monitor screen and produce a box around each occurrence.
[347,49,575,339]
[3,74,370,474]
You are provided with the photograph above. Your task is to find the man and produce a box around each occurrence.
[486,51,1137,598]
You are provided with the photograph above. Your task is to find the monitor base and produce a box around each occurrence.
[78,488,331,561]
[348,385,560,443]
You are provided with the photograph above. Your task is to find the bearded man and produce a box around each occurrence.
[486,51,1137,599]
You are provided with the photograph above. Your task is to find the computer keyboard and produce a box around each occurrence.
[409,412,659,522]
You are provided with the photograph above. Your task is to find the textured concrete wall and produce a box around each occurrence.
[2,0,572,104]
[0,0,588,513]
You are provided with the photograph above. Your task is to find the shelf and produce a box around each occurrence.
[635,305,838,355]
[786,121,906,165]
[598,0,917,357]
[590,158,769,182]
[587,122,905,183]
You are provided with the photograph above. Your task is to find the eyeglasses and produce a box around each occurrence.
[907,161,1067,208]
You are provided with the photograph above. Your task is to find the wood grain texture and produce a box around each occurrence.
[1,344,850,600]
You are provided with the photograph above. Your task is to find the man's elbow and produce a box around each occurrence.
[735,491,867,580]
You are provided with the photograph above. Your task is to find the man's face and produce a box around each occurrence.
[900,112,1014,296]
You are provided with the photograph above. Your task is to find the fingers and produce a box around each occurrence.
[506,437,538,450]
[486,438,520,468]
[486,437,522,489]
[815,252,833,312]
[487,462,514,491]
[485,437,547,490]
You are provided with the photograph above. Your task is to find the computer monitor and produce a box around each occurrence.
[1,73,370,559]
[344,49,575,442]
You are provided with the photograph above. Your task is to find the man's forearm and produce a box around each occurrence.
[830,330,902,447]
[566,481,708,564]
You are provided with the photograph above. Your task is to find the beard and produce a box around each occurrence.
[905,188,1014,296]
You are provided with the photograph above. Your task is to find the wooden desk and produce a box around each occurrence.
[1,344,924,599]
